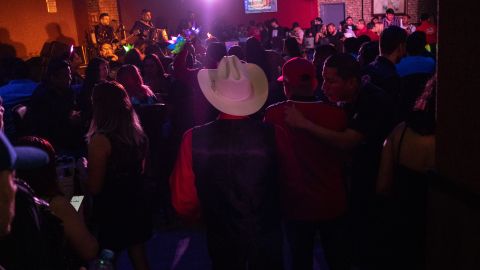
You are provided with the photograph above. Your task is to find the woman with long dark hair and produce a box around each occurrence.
[78,57,109,127]
[142,54,170,101]
[86,81,151,270]
[377,75,436,270]
[116,64,157,105]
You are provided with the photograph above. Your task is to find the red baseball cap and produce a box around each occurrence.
[277,57,316,87]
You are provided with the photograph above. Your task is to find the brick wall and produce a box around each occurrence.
[408,0,420,23]
[98,0,119,21]
[317,0,436,24]
[87,0,119,26]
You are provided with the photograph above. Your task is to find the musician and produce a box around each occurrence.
[130,9,154,40]
[177,11,201,37]
[93,13,116,46]
[186,11,199,30]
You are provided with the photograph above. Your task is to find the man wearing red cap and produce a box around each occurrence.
[284,54,396,269]
[264,57,350,270]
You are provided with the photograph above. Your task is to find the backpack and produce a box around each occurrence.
[0,179,67,270]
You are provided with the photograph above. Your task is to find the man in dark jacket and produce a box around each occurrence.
[363,25,407,123]
[268,18,286,52]
[0,132,49,269]
[25,60,84,155]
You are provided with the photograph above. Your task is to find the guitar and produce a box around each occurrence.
[113,29,141,48]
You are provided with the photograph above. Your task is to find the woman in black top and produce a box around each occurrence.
[377,75,436,270]
[86,81,151,270]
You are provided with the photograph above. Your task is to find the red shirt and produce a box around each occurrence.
[416,21,437,44]
[355,27,379,41]
[170,114,295,222]
[367,30,379,41]
[264,100,348,221]
[355,27,368,38]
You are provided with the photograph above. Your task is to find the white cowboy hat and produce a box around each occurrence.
[197,55,268,116]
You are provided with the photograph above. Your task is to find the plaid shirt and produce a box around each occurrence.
[383,16,402,28]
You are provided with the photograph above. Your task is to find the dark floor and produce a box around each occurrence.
[116,229,210,270]
[115,186,330,270]
[116,228,330,270]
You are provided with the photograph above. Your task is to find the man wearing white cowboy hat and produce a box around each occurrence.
[170,55,291,270]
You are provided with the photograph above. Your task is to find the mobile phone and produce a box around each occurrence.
[70,195,84,211]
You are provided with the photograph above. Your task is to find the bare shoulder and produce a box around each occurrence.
[89,133,111,146]
[88,133,112,154]
[390,122,407,141]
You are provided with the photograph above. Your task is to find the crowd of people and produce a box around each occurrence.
[0,7,437,270]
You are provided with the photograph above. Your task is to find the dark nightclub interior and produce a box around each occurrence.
[0,0,479,270]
